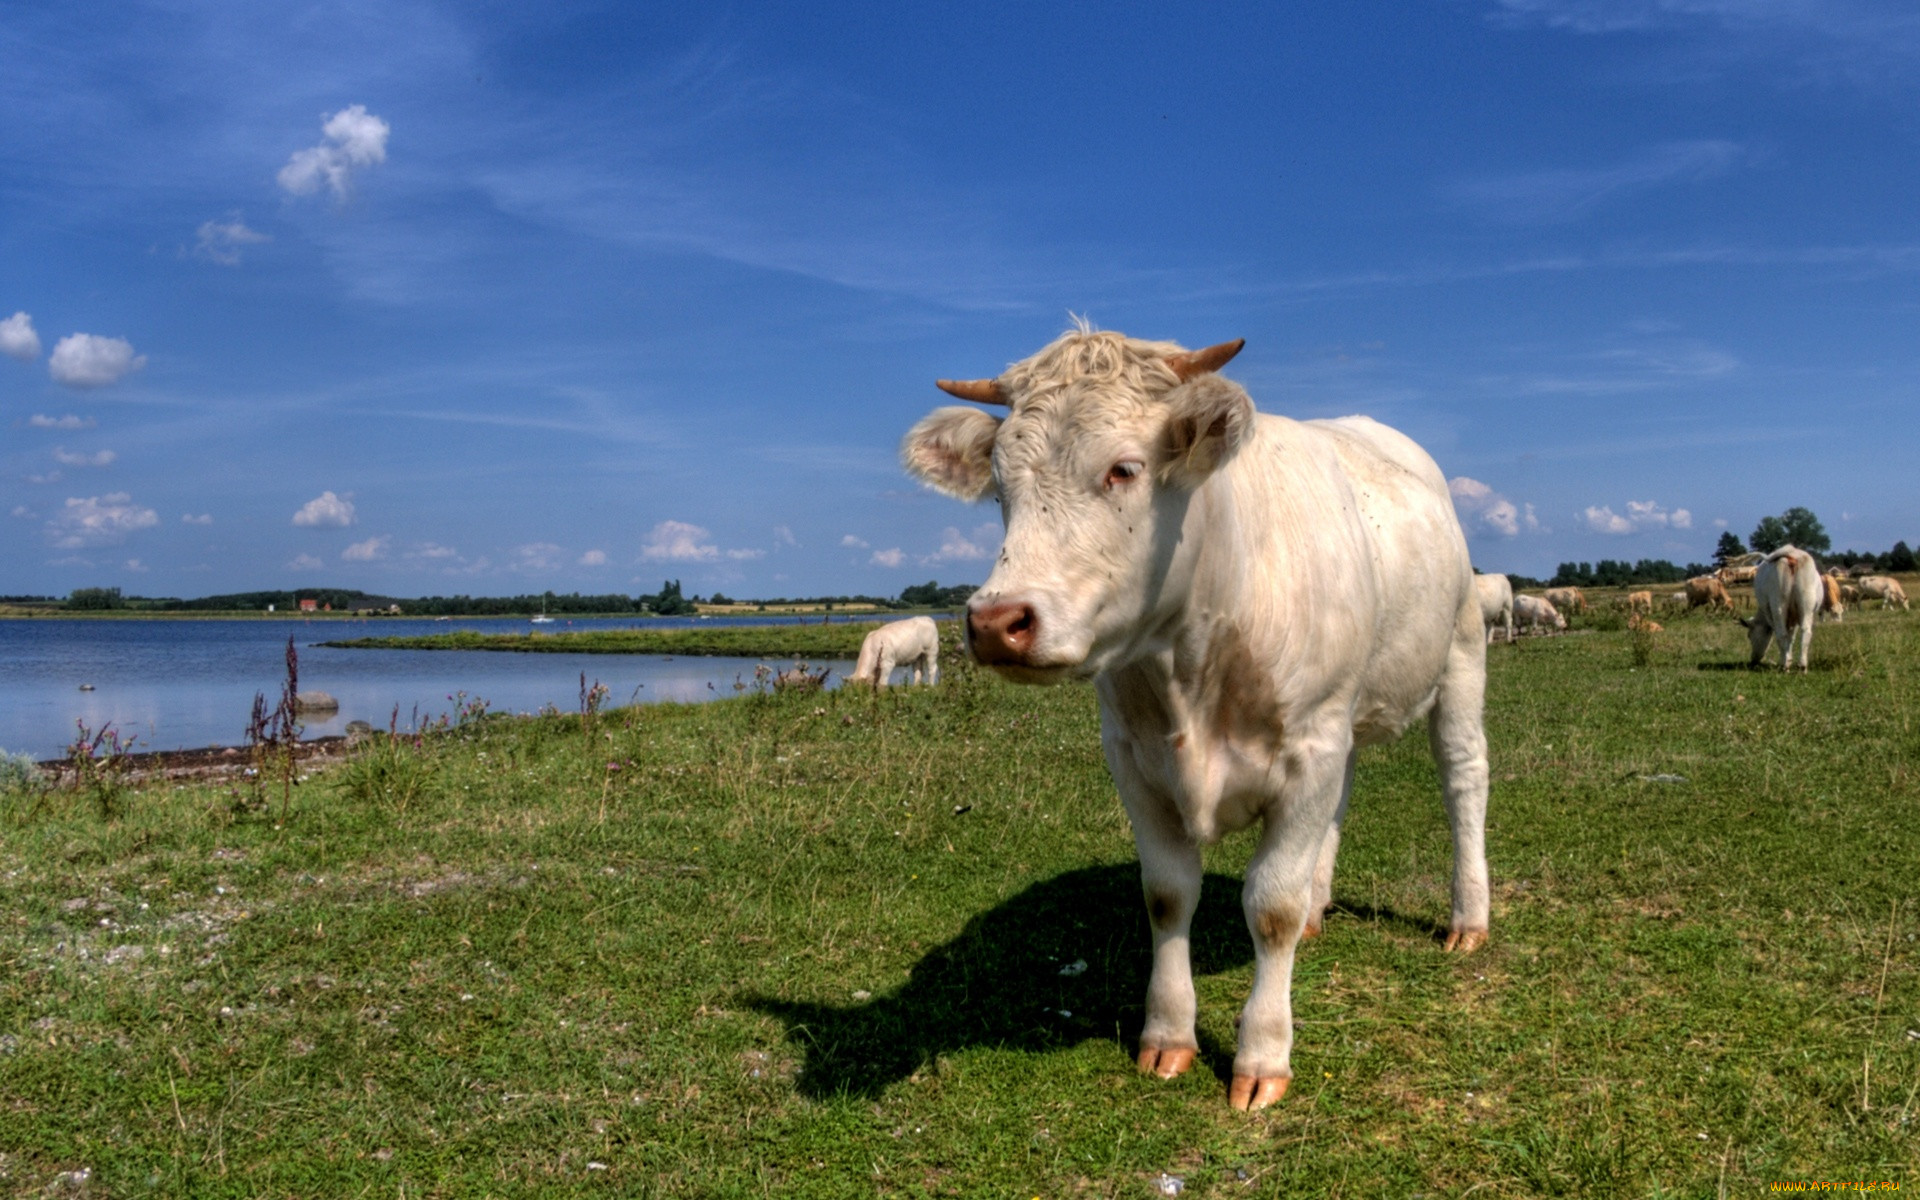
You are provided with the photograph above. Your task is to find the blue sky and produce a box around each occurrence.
[3,0,1917,599]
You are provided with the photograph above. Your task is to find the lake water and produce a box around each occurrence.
[0,615,899,762]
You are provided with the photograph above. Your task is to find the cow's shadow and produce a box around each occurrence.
[744,865,1266,1099]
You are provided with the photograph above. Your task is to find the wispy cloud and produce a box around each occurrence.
[27,414,93,430]
[342,535,391,562]
[921,524,999,565]
[1584,498,1693,535]
[181,513,212,525]
[639,520,763,562]
[0,312,40,361]
[52,447,116,467]
[870,547,905,568]
[1451,477,1544,538]
[1483,339,1739,396]
[288,553,324,572]
[194,214,271,265]
[578,549,607,566]
[278,104,391,200]
[46,492,158,548]
[292,491,355,527]
[48,333,145,388]
[1444,140,1747,224]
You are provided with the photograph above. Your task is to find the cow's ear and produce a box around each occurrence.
[1159,374,1254,487]
[901,406,1001,501]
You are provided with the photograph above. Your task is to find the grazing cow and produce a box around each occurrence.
[1685,575,1733,613]
[1742,545,1822,670]
[1627,613,1662,632]
[1842,583,1860,603]
[1719,564,1758,585]
[846,616,941,688]
[1857,576,1911,611]
[1626,590,1653,614]
[1474,574,1514,645]
[1512,594,1566,633]
[902,329,1490,1112]
[1543,587,1587,615]
[1819,575,1845,622]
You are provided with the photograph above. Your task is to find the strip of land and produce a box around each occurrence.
[320,622,892,658]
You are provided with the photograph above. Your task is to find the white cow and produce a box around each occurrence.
[1857,575,1911,611]
[1512,594,1565,633]
[846,616,941,688]
[1743,545,1822,670]
[902,328,1490,1112]
[1474,574,1514,644]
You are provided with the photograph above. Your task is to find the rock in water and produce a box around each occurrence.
[292,691,339,712]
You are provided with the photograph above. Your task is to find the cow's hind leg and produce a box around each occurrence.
[1303,750,1355,939]
[1430,618,1491,953]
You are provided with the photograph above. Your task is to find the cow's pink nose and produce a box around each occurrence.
[968,601,1038,666]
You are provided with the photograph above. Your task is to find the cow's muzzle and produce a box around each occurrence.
[967,600,1039,667]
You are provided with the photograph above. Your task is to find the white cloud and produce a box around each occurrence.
[1445,140,1747,224]
[840,534,870,549]
[342,535,391,562]
[1450,476,1543,538]
[26,471,62,485]
[638,519,759,562]
[1713,517,1729,528]
[578,549,608,566]
[1584,505,1636,535]
[28,414,93,430]
[11,505,33,518]
[871,547,905,568]
[0,312,40,361]
[48,334,146,389]
[409,542,459,560]
[124,559,148,573]
[52,447,116,467]
[194,215,271,265]
[46,492,158,548]
[773,525,798,547]
[924,524,998,564]
[278,104,391,200]
[288,553,324,571]
[181,513,212,525]
[725,547,766,560]
[513,542,564,572]
[292,490,356,527]
[1588,498,1693,535]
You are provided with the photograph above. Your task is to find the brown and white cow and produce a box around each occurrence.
[1543,586,1587,615]
[1512,593,1565,633]
[1742,545,1822,670]
[1474,574,1514,645]
[902,329,1490,1112]
[1686,575,1733,612]
[1858,576,1911,611]
[1818,574,1845,622]
[846,616,941,688]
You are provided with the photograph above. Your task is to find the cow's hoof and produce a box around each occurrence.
[1443,927,1487,953]
[1228,1074,1289,1110]
[1135,1044,1195,1079]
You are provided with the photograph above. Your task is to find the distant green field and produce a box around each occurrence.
[322,622,888,659]
[1,605,1914,1196]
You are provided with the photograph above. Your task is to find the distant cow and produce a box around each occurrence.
[1627,613,1662,633]
[1543,587,1587,615]
[1626,590,1653,614]
[1685,575,1733,612]
[1842,583,1860,603]
[1742,545,1822,671]
[1819,575,1845,622]
[1513,594,1565,633]
[1474,574,1514,644]
[903,327,1490,1112]
[1857,576,1911,611]
[846,616,941,688]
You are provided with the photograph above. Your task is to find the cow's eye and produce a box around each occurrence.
[1104,460,1145,490]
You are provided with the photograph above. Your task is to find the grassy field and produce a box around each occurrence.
[1,607,1916,1196]
[320,623,889,659]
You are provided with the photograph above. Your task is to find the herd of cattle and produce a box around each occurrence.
[879,327,1910,1112]
[1471,555,1909,669]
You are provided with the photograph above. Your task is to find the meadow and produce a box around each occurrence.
[1,603,1915,1197]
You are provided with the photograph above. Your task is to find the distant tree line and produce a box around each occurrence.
[1549,559,1715,588]
[45,579,982,615]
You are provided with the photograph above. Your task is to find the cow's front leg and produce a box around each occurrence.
[1114,768,1202,1080]
[1236,744,1349,1110]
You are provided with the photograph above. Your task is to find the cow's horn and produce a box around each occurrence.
[1166,339,1245,381]
[935,378,1007,405]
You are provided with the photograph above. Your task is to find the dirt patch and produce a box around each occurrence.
[35,737,355,785]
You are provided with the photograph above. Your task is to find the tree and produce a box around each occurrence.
[1751,507,1829,555]
[1890,540,1916,573]
[1713,531,1745,566]
[66,586,124,610]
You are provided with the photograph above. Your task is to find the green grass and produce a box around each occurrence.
[321,622,888,658]
[2,607,1916,1196]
